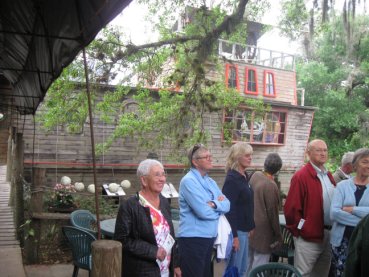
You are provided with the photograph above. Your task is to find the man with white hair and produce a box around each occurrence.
[284,139,336,277]
[333,151,354,184]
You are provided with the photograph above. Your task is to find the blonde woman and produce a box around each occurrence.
[222,142,255,276]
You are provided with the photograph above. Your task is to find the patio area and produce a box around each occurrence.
[24,264,88,277]
[23,260,225,277]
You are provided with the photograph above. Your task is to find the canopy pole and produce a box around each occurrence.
[82,47,101,240]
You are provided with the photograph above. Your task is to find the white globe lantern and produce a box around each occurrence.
[108,183,119,193]
[60,176,71,185]
[121,179,131,189]
[87,184,95,194]
[74,182,85,192]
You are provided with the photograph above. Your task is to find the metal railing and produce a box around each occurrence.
[218,39,295,71]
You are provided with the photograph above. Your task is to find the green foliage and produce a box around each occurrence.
[279,0,309,40]
[37,70,90,134]
[37,0,269,158]
[43,190,118,216]
[94,83,264,159]
[74,195,118,217]
[296,14,369,166]
[19,219,35,240]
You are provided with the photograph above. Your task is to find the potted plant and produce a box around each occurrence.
[48,176,77,212]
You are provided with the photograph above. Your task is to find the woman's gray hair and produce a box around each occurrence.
[264,153,283,175]
[341,151,354,166]
[225,142,253,172]
[187,144,208,168]
[137,159,164,178]
[352,148,369,169]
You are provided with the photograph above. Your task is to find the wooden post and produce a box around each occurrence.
[91,240,122,277]
[6,127,15,182]
[13,133,24,241]
[30,168,46,212]
[24,167,46,263]
[7,127,15,204]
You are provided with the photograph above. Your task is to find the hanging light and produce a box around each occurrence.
[0,113,4,121]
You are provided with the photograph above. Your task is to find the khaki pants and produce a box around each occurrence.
[293,230,331,277]
[247,247,270,276]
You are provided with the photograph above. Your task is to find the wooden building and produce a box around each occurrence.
[5,37,315,198]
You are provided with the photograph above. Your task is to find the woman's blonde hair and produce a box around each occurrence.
[225,142,253,171]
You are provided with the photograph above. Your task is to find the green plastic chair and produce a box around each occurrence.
[271,225,295,265]
[170,208,180,220]
[248,262,302,277]
[62,226,96,277]
[70,209,97,237]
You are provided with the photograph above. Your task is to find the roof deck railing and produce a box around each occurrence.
[218,39,295,71]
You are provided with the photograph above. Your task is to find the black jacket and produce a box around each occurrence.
[344,214,369,277]
[114,193,178,277]
[222,169,255,236]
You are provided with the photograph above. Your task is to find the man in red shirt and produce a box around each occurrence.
[284,139,336,276]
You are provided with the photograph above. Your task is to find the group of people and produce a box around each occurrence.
[113,142,283,277]
[112,139,369,277]
[284,139,369,277]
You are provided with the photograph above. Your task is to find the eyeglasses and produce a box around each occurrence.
[191,143,204,160]
[313,148,328,153]
[144,172,167,178]
[196,155,212,161]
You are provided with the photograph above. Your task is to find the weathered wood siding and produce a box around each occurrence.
[0,115,12,165]
[0,126,8,164]
[8,52,311,196]
[19,97,314,196]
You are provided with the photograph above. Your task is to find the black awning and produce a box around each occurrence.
[0,0,132,115]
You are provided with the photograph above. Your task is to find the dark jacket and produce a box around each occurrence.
[284,162,336,242]
[344,214,369,277]
[249,171,282,253]
[114,193,177,277]
[222,169,255,237]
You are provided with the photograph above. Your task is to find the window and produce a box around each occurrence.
[115,100,139,124]
[223,108,286,144]
[245,68,258,95]
[264,71,276,97]
[225,64,239,90]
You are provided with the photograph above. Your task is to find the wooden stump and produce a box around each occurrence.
[91,240,122,277]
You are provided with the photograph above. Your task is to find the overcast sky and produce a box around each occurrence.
[109,0,300,54]
[108,0,367,55]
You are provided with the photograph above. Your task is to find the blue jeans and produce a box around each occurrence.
[227,230,249,277]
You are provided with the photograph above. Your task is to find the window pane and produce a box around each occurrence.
[222,108,286,145]
[234,111,250,141]
[247,70,256,92]
[228,67,237,88]
[251,113,264,142]
[266,73,274,95]
[264,112,284,143]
